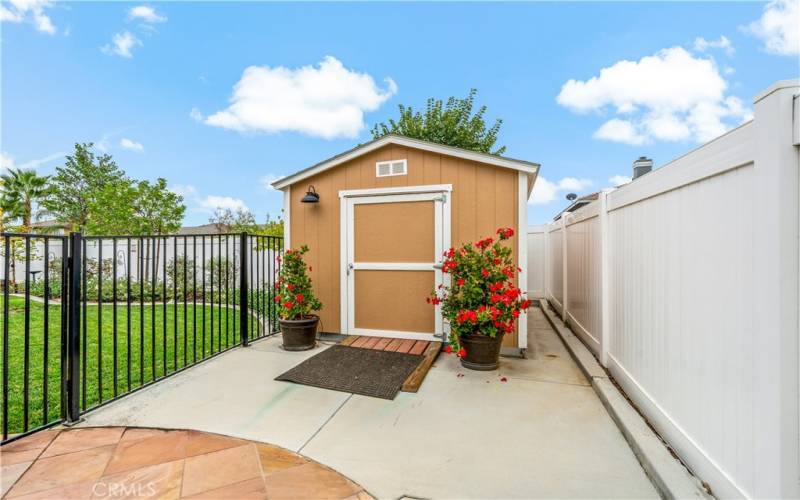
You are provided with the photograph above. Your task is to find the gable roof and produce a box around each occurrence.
[270,134,540,192]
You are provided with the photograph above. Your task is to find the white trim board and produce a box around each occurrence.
[339,184,452,198]
[517,171,528,350]
[340,186,452,339]
[282,186,291,251]
[272,134,539,190]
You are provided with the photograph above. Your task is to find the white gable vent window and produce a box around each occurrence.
[376,159,407,177]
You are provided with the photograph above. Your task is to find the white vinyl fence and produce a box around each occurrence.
[527,80,800,499]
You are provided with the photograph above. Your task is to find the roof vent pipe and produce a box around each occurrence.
[632,156,653,179]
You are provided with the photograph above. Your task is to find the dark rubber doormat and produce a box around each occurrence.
[275,344,423,400]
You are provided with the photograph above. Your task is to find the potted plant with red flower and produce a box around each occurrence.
[428,227,531,370]
[275,245,323,351]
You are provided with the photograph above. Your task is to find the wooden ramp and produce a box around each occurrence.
[340,336,441,393]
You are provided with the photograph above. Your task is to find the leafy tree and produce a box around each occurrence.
[209,207,257,233]
[371,89,506,155]
[83,178,138,236]
[257,212,284,238]
[130,178,185,235]
[44,143,126,232]
[0,168,51,232]
[85,178,184,236]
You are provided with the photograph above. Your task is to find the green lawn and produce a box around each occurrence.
[0,295,266,436]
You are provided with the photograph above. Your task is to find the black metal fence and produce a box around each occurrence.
[1,232,282,443]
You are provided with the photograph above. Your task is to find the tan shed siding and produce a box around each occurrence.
[289,144,521,345]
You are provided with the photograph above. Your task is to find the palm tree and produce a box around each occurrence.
[0,168,51,232]
[0,169,51,289]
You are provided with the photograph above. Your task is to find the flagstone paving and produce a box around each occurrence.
[0,427,370,499]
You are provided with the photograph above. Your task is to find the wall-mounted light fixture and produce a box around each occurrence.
[301,185,320,203]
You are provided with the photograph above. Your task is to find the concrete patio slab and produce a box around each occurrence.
[80,308,659,499]
[82,345,350,451]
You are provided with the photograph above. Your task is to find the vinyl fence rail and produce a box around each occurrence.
[1,232,283,443]
[528,80,800,499]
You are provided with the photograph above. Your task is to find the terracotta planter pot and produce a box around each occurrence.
[459,333,504,371]
[279,315,319,351]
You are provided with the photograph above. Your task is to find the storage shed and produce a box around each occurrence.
[272,134,540,349]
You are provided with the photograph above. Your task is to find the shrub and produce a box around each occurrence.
[429,227,531,356]
[274,245,322,320]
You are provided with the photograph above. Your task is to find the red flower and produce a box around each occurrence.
[521,299,532,309]
[287,283,295,291]
[490,294,502,304]
[431,296,440,305]
[296,294,305,303]
[512,310,520,318]
[274,295,282,303]
[443,345,453,353]
[481,269,489,278]
[496,227,514,239]
[456,278,465,286]
[457,348,467,358]
[284,301,294,309]
[475,237,494,250]
[456,310,478,324]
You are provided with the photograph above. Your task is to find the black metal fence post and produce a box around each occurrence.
[65,232,82,424]
[239,232,249,346]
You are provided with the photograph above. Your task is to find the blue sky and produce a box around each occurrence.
[1,1,798,226]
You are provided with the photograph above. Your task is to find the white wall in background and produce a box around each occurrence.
[530,80,800,499]
[526,225,546,298]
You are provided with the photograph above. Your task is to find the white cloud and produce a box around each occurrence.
[1,152,16,171]
[101,31,141,58]
[205,56,398,139]
[197,195,248,213]
[17,151,65,170]
[743,0,800,56]
[693,36,734,56]
[189,107,204,122]
[0,0,56,34]
[170,185,251,214]
[557,47,750,145]
[0,6,23,23]
[169,184,196,197]
[608,174,632,187]
[128,5,166,24]
[530,176,593,205]
[120,138,144,152]
[260,175,284,191]
[594,119,648,145]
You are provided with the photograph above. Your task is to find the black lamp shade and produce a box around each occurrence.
[301,185,320,203]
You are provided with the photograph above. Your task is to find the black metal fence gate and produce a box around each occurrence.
[0,232,283,444]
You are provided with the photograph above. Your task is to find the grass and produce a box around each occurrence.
[0,295,268,436]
